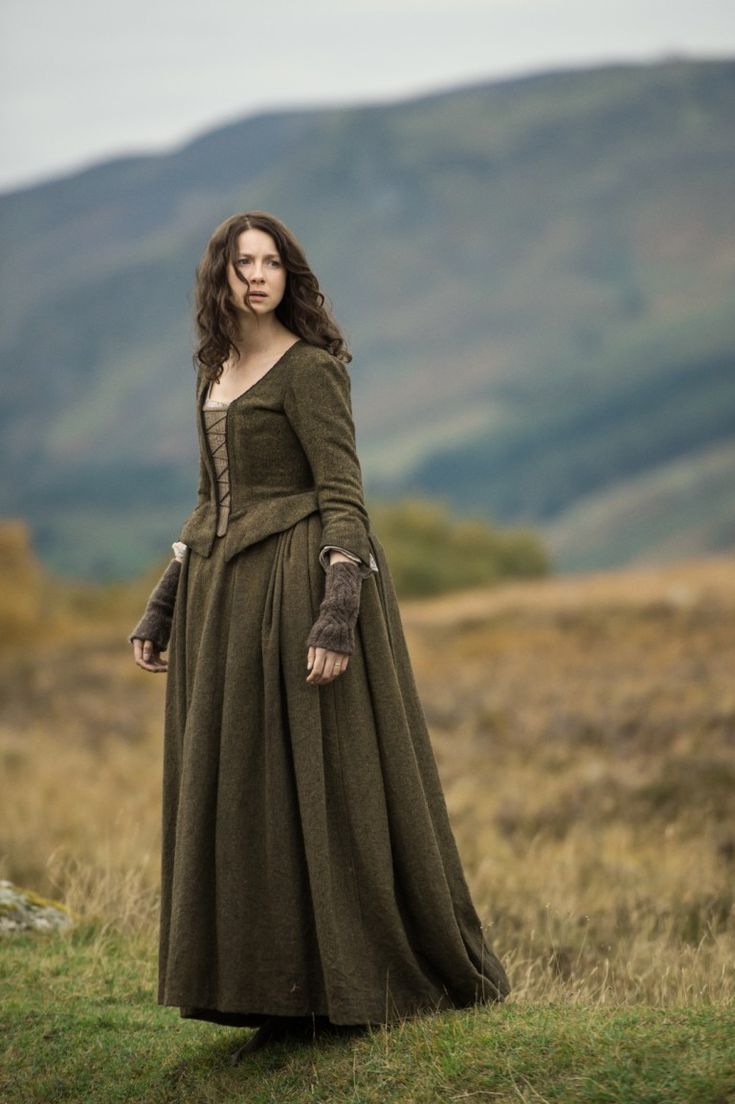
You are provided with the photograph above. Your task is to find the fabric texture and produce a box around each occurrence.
[175,339,380,574]
[128,556,182,650]
[158,338,511,1028]
[305,558,363,654]
[200,384,365,572]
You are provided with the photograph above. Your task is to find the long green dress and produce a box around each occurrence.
[157,344,511,1028]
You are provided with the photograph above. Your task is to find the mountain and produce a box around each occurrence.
[1,55,733,579]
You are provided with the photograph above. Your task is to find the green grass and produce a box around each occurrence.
[2,926,733,1104]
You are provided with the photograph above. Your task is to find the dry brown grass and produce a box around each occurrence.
[1,541,733,1007]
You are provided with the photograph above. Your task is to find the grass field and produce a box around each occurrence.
[2,546,734,1102]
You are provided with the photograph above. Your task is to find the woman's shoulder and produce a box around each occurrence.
[292,339,344,365]
[286,341,351,389]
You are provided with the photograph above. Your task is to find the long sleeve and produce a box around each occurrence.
[284,353,376,579]
[127,556,182,648]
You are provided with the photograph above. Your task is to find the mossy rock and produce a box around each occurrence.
[0,879,76,934]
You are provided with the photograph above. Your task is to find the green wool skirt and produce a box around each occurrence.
[158,512,511,1027]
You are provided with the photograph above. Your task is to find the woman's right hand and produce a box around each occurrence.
[131,637,168,673]
[127,556,182,670]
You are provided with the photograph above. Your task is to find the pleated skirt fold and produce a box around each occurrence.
[158,513,510,1027]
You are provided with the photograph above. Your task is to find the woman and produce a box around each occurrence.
[129,211,511,1060]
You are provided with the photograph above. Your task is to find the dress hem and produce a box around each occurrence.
[161,987,504,1029]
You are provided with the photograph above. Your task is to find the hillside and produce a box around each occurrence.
[0,56,733,579]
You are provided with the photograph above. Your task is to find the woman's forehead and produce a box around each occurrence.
[234,227,279,255]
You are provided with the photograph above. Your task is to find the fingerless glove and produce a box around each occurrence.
[306,559,363,655]
[128,556,182,651]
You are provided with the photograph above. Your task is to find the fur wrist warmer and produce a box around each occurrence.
[306,559,363,655]
[128,556,182,651]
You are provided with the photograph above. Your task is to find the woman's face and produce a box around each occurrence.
[227,228,287,315]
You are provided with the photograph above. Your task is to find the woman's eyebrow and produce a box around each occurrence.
[237,252,280,259]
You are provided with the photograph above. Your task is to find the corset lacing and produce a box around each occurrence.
[202,393,231,537]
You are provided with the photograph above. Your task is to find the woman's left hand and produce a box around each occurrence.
[305,559,363,680]
[306,645,350,685]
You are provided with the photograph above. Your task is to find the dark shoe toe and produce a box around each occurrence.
[230,1015,317,1063]
[230,1017,281,1062]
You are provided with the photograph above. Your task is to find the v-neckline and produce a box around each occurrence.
[202,337,305,409]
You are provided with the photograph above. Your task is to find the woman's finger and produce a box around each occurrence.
[330,654,345,680]
[132,637,167,672]
[335,654,349,675]
[305,646,350,684]
[306,645,326,684]
[324,650,348,683]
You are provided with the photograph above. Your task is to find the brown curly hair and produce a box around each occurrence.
[192,210,351,381]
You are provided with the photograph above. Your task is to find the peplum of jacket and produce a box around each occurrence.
[177,338,378,577]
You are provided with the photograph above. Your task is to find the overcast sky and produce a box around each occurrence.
[1,0,732,195]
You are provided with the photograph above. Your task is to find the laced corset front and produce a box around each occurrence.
[202,391,231,537]
[174,380,368,569]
